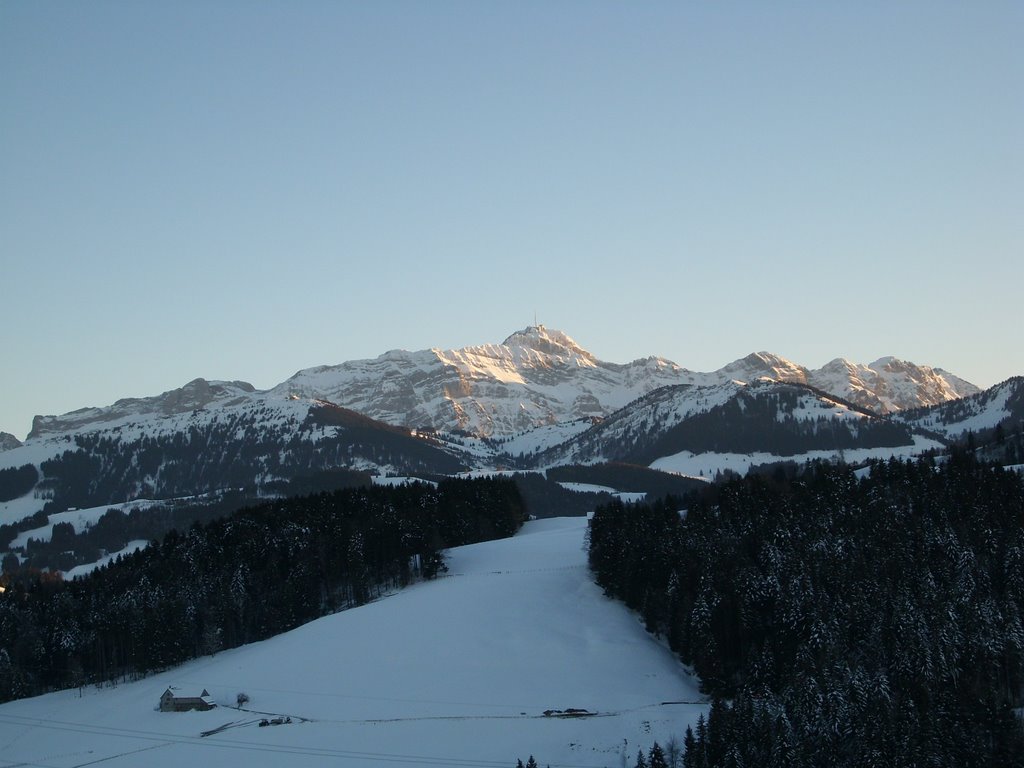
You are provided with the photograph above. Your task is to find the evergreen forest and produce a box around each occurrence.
[588,455,1024,766]
[0,477,525,703]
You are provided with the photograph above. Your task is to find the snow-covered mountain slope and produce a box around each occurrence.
[0,392,467,522]
[649,435,944,480]
[710,351,810,385]
[272,325,688,437]
[895,376,1024,438]
[808,356,980,414]
[697,352,980,414]
[28,378,258,438]
[534,382,742,467]
[0,517,706,768]
[535,379,943,470]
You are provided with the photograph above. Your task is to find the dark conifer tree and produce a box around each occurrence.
[649,741,668,768]
[682,726,697,768]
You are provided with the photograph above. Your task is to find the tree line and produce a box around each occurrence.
[0,477,525,703]
[588,454,1024,766]
[0,463,38,502]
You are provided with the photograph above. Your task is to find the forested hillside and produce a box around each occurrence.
[27,402,466,513]
[0,477,525,703]
[588,456,1024,766]
[539,381,925,469]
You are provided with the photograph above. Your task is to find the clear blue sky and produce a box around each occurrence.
[2,2,1021,439]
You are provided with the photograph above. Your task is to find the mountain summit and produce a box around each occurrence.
[501,325,597,363]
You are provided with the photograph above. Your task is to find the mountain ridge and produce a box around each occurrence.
[23,326,979,441]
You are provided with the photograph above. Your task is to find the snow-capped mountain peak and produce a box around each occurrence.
[705,353,980,415]
[500,325,596,364]
[716,351,809,384]
[270,327,685,436]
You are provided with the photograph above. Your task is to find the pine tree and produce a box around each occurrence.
[649,741,668,768]
[693,713,710,768]
[635,747,648,768]
[526,756,538,768]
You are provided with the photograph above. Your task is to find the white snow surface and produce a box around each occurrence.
[0,491,49,527]
[0,392,318,474]
[0,517,705,768]
[9,499,164,549]
[496,419,600,457]
[64,540,150,580]
[371,476,438,488]
[557,482,619,495]
[651,434,945,478]
[898,379,1017,438]
[557,483,647,503]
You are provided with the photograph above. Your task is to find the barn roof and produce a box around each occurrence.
[162,686,211,700]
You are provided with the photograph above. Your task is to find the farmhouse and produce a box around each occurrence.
[159,687,216,712]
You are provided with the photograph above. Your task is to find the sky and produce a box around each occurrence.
[1,2,1021,440]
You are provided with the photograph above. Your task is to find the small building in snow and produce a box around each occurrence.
[159,687,216,712]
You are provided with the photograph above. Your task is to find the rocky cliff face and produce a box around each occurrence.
[271,326,687,436]
[0,432,22,451]
[806,357,980,414]
[683,352,980,414]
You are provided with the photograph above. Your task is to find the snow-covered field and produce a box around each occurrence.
[9,499,165,548]
[557,482,648,503]
[650,435,945,478]
[0,518,706,768]
[63,540,150,580]
[371,476,439,488]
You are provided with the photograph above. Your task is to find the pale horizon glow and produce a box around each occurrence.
[2,3,1021,440]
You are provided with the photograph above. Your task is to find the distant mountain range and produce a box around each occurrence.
[1,327,1019,533]
[24,325,979,440]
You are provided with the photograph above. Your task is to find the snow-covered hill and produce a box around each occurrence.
[28,378,258,438]
[0,393,467,525]
[0,517,706,768]
[535,379,945,473]
[895,376,1024,438]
